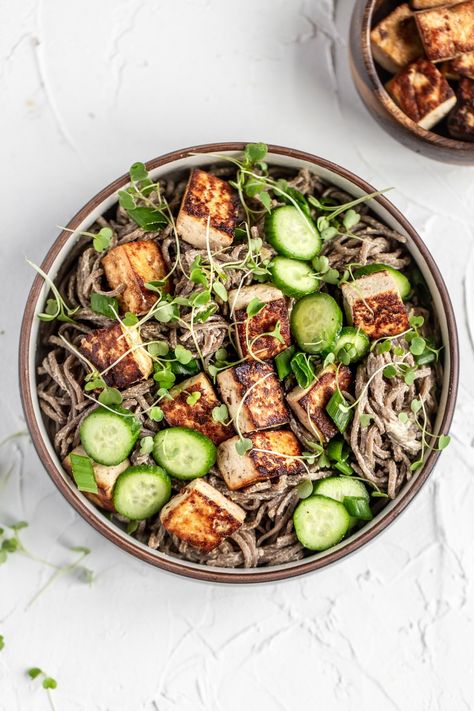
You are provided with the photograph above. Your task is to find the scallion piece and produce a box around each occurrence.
[70,453,98,494]
[327,437,344,462]
[326,390,353,433]
[343,496,373,521]
[334,460,354,477]
[274,346,296,380]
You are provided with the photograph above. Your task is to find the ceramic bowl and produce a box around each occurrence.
[19,143,459,583]
[350,0,474,165]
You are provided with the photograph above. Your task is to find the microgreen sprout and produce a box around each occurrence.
[27,260,79,324]
[27,667,58,710]
[59,225,113,252]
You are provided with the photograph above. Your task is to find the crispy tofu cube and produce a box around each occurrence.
[415,1,474,62]
[217,430,304,491]
[287,364,352,442]
[101,240,168,315]
[411,0,461,8]
[160,478,245,552]
[371,4,423,74]
[448,77,474,140]
[217,361,289,434]
[228,284,291,360]
[386,58,456,128]
[63,446,129,512]
[176,169,238,250]
[161,372,234,444]
[79,323,152,389]
[441,51,474,78]
[341,271,409,340]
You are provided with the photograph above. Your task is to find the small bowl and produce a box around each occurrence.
[19,143,459,583]
[350,0,474,164]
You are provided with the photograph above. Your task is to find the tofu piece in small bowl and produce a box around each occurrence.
[176,169,238,250]
[217,360,289,434]
[79,323,152,389]
[370,3,423,74]
[287,364,352,443]
[415,0,474,62]
[386,59,457,130]
[102,240,169,315]
[160,479,245,552]
[63,446,129,512]
[448,77,474,141]
[228,284,291,360]
[341,271,409,340]
[161,372,234,445]
[217,429,304,491]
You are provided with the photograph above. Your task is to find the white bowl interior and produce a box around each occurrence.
[28,150,452,578]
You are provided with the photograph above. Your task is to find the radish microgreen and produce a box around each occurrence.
[186,391,201,406]
[139,437,154,455]
[90,292,118,319]
[212,404,229,424]
[27,260,79,324]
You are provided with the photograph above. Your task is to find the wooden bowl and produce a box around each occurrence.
[19,143,459,583]
[350,0,474,164]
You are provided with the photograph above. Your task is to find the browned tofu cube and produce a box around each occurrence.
[79,323,152,389]
[386,58,456,128]
[371,4,423,73]
[228,284,291,361]
[217,360,289,434]
[176,169,238,250]
[101,240,169,315]
[341,271,409,339]
[411,0,462,8]
[448,77,474,140]
[287,364,352,442]
[161,372,234,444]
[441,51,474,78]
[160,479,245,552]
[63,446,129,512]
[217,430,304,491]
[415,1,474,62]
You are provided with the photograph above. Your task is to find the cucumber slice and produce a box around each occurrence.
[290,293,342,354]
[153,427,216,480]
[333,327,370,364]
[353,263,411,300]
[293,495,350,551]
[113,465,171,520]
[80,407,141,466]
[314,476,369,528]
[270,257,319,297]
[265,206,321,261]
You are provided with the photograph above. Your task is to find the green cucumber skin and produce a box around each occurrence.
[353,263,411,299]
[290,293,343,354]
[314,476,369,528]
[152,427,216,480]
[265,206,321,261]
[113,465,171,520]
[334,327,370,363]
[80,407,141,466]
[270,257,319,297]
[293,495,350,551]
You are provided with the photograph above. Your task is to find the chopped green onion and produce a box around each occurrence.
[334,460,354,476]
[326,437,344,462]
[70,454,98,494]
[343,496,373,521]
[274,346,296,380]
[326,390,353,433]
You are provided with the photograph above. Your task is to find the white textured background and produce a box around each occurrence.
[1,1,473,709]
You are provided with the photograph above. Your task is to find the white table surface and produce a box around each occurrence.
[1,1,473,709]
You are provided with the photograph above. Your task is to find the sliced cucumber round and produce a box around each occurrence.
[333,327,370,364]
[80,407,141,466]
[290,292,342,354]
[113,465,171,520]
[265,205,321,261]
[353,263,411,300]
[153,427,216,480]
[293,495,350,551]
[270,257,319,297]
[314,476,369,528]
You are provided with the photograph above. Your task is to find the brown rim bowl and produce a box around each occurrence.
[19,142,459,584]
[349,0,474,165]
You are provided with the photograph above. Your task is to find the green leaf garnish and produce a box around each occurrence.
[235,437,253,456]
[98,387,122,406]
[186,391,201,406]
[139,436,154,455]
[174,344,193,365]
[90,292,118,319]
[93,227,113,252]
[149,406,164,422]
[212,404,229,423]
[246,297,265,317]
